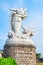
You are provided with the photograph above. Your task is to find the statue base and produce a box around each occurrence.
[3,41,36,65]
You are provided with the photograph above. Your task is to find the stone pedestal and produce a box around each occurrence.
[3,43,36,65]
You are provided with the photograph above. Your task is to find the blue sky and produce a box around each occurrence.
[0,0,43,54]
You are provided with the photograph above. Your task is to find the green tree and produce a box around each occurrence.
[36,53,41,59]
[0,57,18,65]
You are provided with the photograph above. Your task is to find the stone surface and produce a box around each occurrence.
[3,44,36,65]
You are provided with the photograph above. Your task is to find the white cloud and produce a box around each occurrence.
[0,2,10,13]
[13,0,24,8]
[32,0,42,2]
[0,35,7,40]
[0,0,24,13]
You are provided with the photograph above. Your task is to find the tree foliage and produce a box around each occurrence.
[36,53,41,59]
[0,57,18,65]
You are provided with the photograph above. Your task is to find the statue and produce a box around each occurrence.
[8,8,34,39]
[3,8,36,65]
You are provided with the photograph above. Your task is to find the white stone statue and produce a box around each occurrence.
[8,8,34,39]
[10,8,27,33]
[22,25,34,37]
